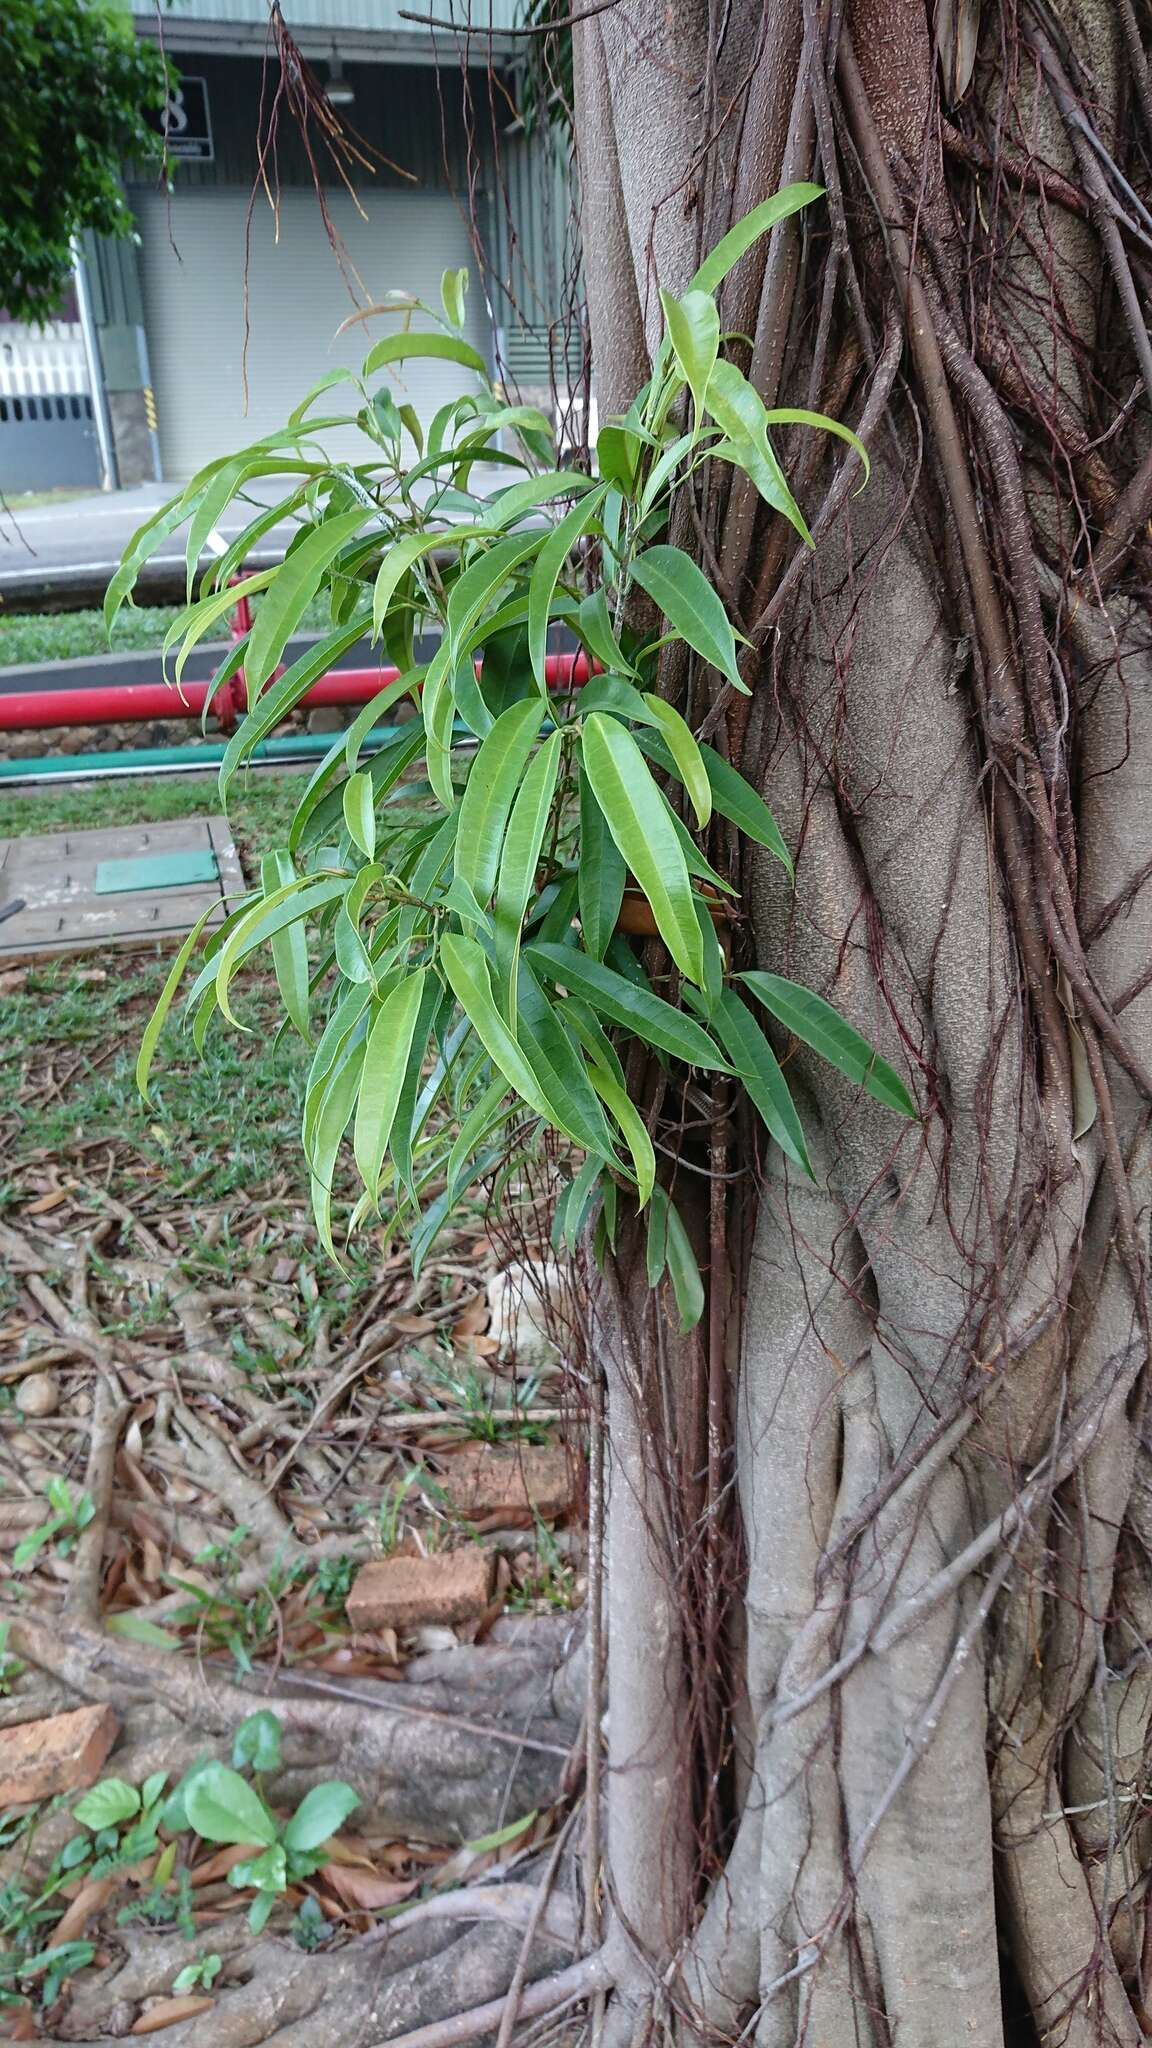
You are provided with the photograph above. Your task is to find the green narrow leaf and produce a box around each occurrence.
[663,1193,705,1330]
[262,852,312,1041]
[455,698,546,905]
[441,935,599,1149]
[527,943,731,1070]
[136,905,217,1103]
[246,508,369,695]
[308,1038,366,1260]
[353,972,428,1198]
[342,771,377,861]
[714,988,812,1176]
[639,731,792,876]
[588,1064,655,1206]
[641,694,711,827]
[441,267,468,331]
[688,183,823,294]
[494,729,562,992]
[372,530,473,643]
[580,713,703,985]
[577,764,626,961]
[514,963,619,1163]
[390,976,445,1196]
[447,1076,515,1201]
[704,360,811,542]
[576,587,635,677]
[216,878,348,1025]
[630,544,745,694]
[527,483,608,693]
[740,972,917,1116]
[363,329,488,378]
[762,406,871,482]
[219,617,371,803]
[659,287,720,420]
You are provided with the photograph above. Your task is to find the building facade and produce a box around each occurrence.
[1,0,577,493]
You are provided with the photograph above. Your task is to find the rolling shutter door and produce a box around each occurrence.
[130,186,490,480]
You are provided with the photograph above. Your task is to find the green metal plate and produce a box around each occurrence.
[94,851,219,895]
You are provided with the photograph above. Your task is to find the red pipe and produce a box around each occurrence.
[0,652,590,734]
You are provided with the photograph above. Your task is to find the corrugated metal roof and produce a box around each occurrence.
[129,0,521,34]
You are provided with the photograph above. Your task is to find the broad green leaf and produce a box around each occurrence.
[527,944,731,1070]
[577,764,626,961]
[136,904,217,1102]
[232,1711,283,1774]
[740,972,917,1115]
[354,972,427,1197]
[714,989,812,1176]
[630,544,745,693]
[596,423,643,492]
[514,964,619,1163]
[363,329,488,378]
[494,729,562,991]
[660,288,720,420]
[262,852,311,1042]
[230,1845,287,1895]
[185,1765,277,1849]
[641,694,710,827]
[688,183,823,295]
[246,508,369,694]
[441,935,598,1147]
[528,483,608,692]
[282,1781,360,1855]
[580,714,703,985]
[589,1064,655,1206]
[441,267,468,330]
[73,1779,141,1830]
[704,360,810,542]
[342,771,376,861]
[455,698,545,905]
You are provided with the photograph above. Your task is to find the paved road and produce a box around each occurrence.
[0,483,293,607]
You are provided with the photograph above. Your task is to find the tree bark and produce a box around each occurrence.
[572,0,1152,2039]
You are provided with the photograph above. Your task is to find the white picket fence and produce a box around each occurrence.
[0,323,90,400]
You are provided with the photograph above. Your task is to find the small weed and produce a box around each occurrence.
[172,1951,222,1994]
[0,1622,26,1695]
[508,1519,578,1614]
[291,1894,329,1950]
[116,1869,195,1938]
[12,1481,96,1572]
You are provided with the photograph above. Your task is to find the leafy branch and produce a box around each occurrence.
[117,188,912,1320]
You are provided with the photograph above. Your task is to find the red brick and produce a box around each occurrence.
[443,1445,573,1524]
[0,1702,119,1805]
[345,1549,494,1632]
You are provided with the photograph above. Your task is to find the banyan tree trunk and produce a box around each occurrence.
[570,1,1152,2040]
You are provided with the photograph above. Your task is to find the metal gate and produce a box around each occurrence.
[0,324,99,494]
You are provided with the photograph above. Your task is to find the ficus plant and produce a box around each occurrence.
[115,185,915,1318]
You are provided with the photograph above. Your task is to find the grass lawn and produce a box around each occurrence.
[0,769,309,872]
[0,593,335,668]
